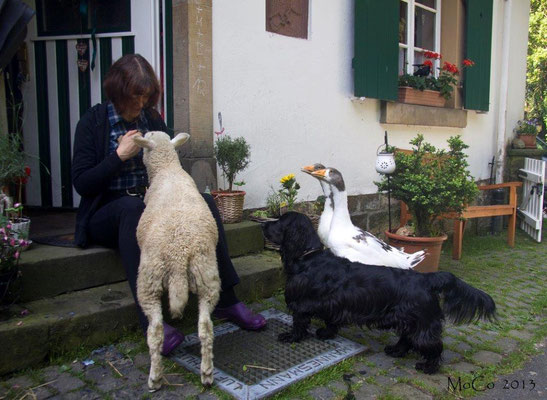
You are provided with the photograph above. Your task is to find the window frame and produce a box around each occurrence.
[36,0,131,37]
[399,0,441,76]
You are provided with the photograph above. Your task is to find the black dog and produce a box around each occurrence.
[262,212,496,374]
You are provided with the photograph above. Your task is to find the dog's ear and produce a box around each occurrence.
[261,219,284,245]
[281,213,321,260]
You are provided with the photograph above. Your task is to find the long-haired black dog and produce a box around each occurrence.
[262,212,496,374]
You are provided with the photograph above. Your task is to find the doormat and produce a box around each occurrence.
[170,309,365,400]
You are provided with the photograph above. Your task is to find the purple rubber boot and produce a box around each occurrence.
[213,302,267,330]
[161,322,185,356]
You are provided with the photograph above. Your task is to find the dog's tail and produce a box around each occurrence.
[427,271,496,324]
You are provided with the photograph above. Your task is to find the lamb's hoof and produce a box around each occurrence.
[415,361,439,375]
[316,328,336,340]
[148,376,162,392]
[384,344,409,358]
[201,373,214,387]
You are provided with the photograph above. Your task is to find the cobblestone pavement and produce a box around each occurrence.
[1,231,545,399]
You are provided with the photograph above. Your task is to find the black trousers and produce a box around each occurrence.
[88,192,240,330]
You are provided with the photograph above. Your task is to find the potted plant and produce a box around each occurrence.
[0,132,27,198]
[212,126,251,223]
[375,134,479,272]
[0,217,28,307]
[514,118,540,149]
[398,51,475,107]
[278,173,300,212]
[4,203,31,245]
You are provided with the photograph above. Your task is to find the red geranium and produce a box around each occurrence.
[463,59,475,67]
[24,166,31,177]
[424,51,441,59]
[442,62,459,74]
[423,60,433,67]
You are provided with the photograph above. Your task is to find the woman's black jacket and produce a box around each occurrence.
[71,103,168,247]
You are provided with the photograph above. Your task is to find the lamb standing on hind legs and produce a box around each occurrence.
[133,131,221,392]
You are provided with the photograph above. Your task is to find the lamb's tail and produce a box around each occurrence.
[167,271,189,319]
[427,271,496,324]
[407,250,426,268]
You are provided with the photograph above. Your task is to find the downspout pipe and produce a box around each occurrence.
[495,0,512,184]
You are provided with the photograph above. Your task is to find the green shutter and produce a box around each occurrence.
[464,0,493,111]
[354,0,399,100]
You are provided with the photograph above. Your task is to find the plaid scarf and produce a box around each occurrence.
[107,102,149,190]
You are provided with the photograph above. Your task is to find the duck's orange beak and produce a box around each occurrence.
[301,164,316,174]
[311,169,327,179]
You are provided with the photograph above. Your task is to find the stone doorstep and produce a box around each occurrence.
[0,252,283,376]
[18,220,265,303]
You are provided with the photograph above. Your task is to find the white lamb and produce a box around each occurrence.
[133,131,221,392]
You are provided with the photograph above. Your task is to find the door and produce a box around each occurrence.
[21,0,162,208]
[518,157,546,242]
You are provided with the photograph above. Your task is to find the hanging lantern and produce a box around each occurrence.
[375,144,396,174]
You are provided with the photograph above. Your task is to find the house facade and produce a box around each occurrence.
[2,0,531,220]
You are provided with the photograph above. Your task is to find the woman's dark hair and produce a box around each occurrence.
[103,54,161,115]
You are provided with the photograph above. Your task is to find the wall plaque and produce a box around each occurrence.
[266,0,309,39]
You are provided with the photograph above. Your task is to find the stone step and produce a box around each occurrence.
[0,251,283,376]
[19,220,265,303]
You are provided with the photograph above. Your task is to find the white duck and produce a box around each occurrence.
[310,167,425,269]
[301,163,332,245]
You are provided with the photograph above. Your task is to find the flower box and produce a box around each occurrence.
[398,86,446,108]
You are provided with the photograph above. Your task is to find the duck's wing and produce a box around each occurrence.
[338,227,424,269]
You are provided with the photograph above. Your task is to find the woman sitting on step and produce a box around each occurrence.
[71,54,266,355]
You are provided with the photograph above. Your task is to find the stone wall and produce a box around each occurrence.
[347,193,399,237]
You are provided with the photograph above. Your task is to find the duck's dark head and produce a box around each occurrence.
[310,167,345,192]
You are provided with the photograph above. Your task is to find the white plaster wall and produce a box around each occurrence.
[212,0,530,209]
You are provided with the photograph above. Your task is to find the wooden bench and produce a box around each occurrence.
[399,181,522,260]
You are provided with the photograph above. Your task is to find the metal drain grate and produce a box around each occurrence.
[185,318,336,385]
[171,309,365,399]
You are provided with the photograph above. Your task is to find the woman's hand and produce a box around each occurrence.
[116,130,142,161]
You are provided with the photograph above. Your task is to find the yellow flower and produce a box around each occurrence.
[280,173,295,184]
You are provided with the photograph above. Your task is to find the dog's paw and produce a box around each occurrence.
[415,361,439,375]
[316,327,336,340]
[384,344,409,358]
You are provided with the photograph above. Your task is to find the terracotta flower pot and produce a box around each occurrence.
[518,135,537,149]
[385,230,448,273]
[211,190,246,224]
[398,86,446,108]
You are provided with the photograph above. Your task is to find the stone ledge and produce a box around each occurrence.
[380,101,467,128]
[18,221,265,302]
[506,148,546,157]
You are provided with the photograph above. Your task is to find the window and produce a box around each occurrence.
[398,0,441,76]
[353,0,492,111]
[36,0,131,36]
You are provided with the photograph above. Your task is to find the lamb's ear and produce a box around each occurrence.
[133,135,156,150]
[171,132,190,148]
